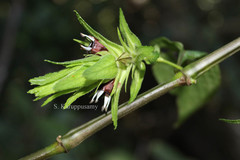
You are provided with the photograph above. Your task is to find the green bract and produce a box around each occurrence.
[28,8,160,129]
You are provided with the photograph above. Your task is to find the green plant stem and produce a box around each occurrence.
[157,57,183,70]
[183,37,240,78]
[20,79,182,160]
[20,37,240,160]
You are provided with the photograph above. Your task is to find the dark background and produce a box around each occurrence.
[1,0,240,159]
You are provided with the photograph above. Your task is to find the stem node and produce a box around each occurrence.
[56,135,68,153]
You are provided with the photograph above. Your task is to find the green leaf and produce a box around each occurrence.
[150,37,184,64]
[150,37,183,52]
[83,54,118,80]
[129,62,146,103]
[119,8,141,50]
[175,65,221,127]
[181,50,207,64]
[74,10,123,57]
[219,118,240,124]
[152,62,175,84]
[63,83,99,109]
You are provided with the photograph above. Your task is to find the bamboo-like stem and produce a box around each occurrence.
[183,37,240,78]
[20,37,240,160]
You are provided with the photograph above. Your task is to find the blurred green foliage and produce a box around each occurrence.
[1,0,240,159]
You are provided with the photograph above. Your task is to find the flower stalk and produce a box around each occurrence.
[157,57,183,70]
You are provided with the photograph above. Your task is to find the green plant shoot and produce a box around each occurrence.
[28,8,186,129]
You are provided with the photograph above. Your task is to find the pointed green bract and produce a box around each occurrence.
[29,67,75,86]
[111,69,127,129]
[111,88,120,129]
[63,83,99,109]
[119,8,141,50]
[28,81,57,99]
[45,55,101,66]
[73,38,90,46]
[124,65,132,92]
[117,27,132,53]
[74,10,123,57]
[42,89,78,107]
[28,65,96,100]
[83,54,118,80]
[219,119,240,124]
[53,65,96,92]
[129,62,146,103]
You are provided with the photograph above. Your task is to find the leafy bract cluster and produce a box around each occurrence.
[28,9,160,129]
